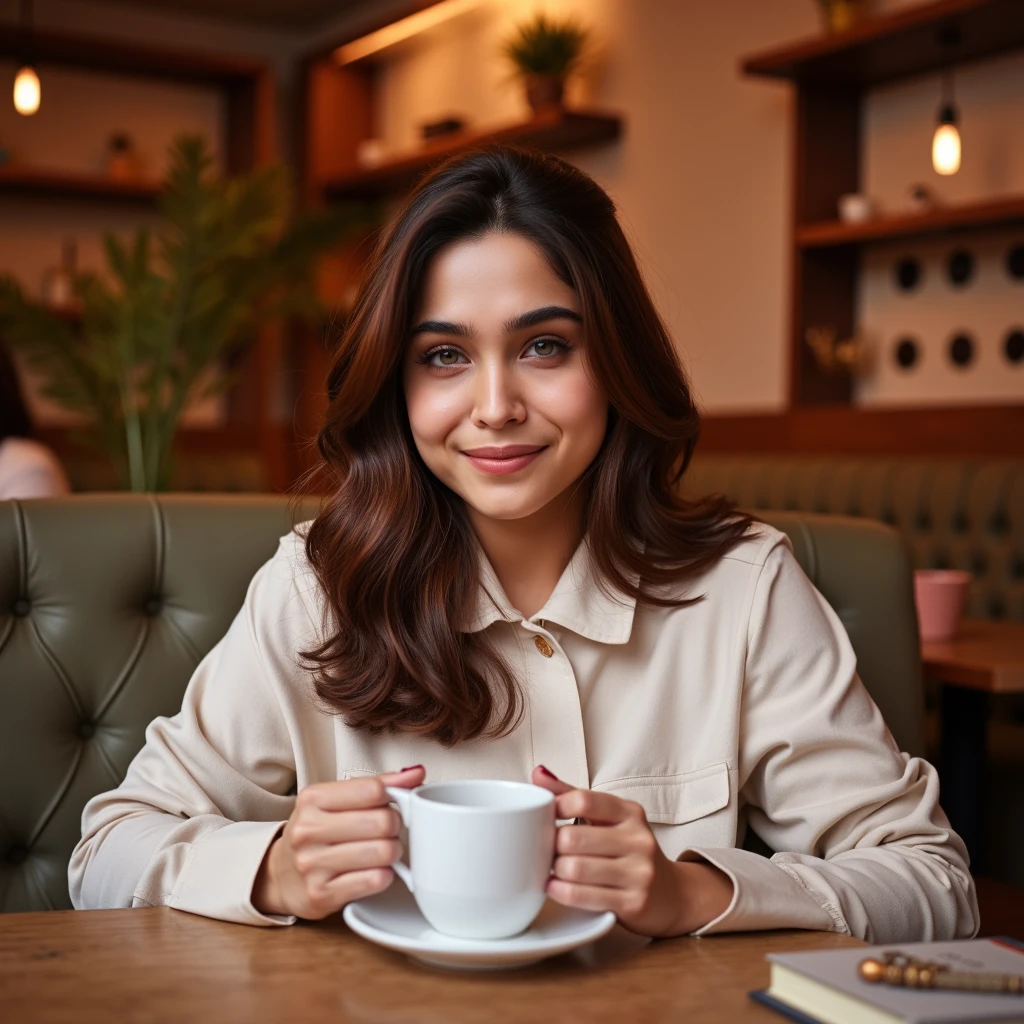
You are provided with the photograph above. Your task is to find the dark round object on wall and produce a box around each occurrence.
[949,332,975,368]
[894,337,919,370]
[947,248,975,286]
[1005,328,1024,364]
[1007,244,1024,280]
[894,257,921,291]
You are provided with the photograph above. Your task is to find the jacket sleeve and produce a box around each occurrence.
[680,536,979,943]
[68,535,313,927]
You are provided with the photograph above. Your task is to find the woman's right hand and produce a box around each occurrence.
[251,764,424,919]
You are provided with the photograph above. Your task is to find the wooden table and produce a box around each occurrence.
[0,907,861,1023]
[923,620,1024,873]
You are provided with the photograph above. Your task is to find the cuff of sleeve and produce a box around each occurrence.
[677,847,839,936]
[170,820,296,927]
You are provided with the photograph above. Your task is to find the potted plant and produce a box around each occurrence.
[106,131,137,181]
[501,12,589,115]
[0,134,377,491]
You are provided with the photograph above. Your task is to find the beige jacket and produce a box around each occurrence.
[69,521,979,942]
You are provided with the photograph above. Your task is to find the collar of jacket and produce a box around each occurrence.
[461,533,638,645]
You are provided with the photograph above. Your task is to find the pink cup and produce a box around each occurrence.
[914,570,971,642]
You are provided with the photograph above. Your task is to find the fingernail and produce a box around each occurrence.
[537,765,559,779]
[399,764,423,772]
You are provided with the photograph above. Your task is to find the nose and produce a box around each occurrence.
[471,357,526,429]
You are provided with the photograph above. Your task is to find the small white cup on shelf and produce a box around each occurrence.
[837,192,874,223]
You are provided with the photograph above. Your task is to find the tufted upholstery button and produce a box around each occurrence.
[533,636,554,658]
[6,846,29,865]
[144,597,163,617]
[1012,556,1024,581]
[881,510,897,526]
[990,512,1010,537]
[971,551,987,575]
[931,550,949,570]
[988,596,1006,619]
[915,512,932,531]
[12,598,30,617]
[951,513,969,535]
[76,722,96,740]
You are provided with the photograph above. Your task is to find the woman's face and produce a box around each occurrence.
[402,231,608,524]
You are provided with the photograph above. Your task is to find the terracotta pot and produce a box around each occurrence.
[107,152,137,182]
[524,74,565,115]
[822,0,866,33]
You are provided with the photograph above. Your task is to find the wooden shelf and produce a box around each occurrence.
[0,26,266,86]
[797,194,1024,248]
[0,166,161,205]
[321,108,623,201]
[742,0,1024,87]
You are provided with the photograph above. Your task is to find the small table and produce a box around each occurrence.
[0,906,861,1023]
[923,620,1024,873]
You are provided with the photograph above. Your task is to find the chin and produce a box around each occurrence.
[461,487,552,522]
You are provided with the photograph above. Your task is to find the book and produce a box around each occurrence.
[750,937,1024,1024]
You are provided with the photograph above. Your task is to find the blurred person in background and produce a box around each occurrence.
[0,337,71,499]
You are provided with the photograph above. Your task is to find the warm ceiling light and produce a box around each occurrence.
[13,64,40,115]
[931,31,961,177]
[932,106,961,176]
[334,0,484,65]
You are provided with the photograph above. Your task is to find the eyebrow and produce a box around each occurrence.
[410,304,583,338]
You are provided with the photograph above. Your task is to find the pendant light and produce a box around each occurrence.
[13,0,40,116]
[931,27,961,176]
[932,69,960,175]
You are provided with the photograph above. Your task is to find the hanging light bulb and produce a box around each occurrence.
[12,0,40,115]
[932,102,960,175]
[13,64,40,116]
[931,36,961,177]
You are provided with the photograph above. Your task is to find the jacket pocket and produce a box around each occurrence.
[592,762,730,825]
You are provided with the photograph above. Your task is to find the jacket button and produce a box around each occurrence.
[534,636,554,658]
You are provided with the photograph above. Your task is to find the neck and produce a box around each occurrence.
[467,486,586,620]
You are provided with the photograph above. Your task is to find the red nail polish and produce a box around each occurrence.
[537,765,558,779]
[399,764,423,772]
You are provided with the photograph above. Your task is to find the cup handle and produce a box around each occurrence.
[384,786,414,892]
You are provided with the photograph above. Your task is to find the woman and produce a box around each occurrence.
[0,338,71,500]
[70,145,977,942]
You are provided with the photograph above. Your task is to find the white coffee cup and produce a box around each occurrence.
[384,779,555,940]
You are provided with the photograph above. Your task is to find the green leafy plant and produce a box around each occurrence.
[501,11,589,77]
[0,135,375,491]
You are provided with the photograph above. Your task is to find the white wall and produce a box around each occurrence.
[356,0,820,414]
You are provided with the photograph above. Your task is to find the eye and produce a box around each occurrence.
[525,338,569,358]
[419,346,467,368]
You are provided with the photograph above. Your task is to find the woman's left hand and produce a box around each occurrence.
[531,765,734,938]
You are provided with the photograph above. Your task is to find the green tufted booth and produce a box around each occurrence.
[681,457,1024,623]
[1,495,923,914]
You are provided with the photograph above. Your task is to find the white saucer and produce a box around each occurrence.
[343,883,617,970]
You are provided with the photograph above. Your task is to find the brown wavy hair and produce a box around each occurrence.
[302,143,754,747]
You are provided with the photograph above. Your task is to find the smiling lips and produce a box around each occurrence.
[461,444,548,475]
